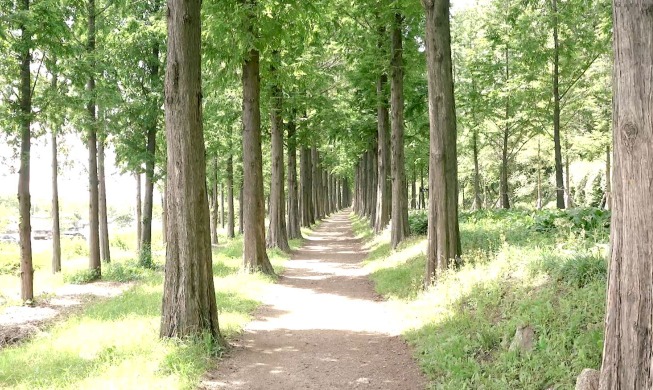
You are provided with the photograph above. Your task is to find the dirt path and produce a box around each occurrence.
[201,211,426,390]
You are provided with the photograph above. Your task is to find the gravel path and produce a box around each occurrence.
[201,211,426,390]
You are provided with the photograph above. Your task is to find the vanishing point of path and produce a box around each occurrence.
[201,210,426,390]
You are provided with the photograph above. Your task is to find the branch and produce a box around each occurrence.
[559,52,601,101]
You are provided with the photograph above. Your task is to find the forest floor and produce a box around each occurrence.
[201,211,426,390]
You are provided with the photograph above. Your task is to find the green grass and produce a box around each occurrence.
[0,231,297,390]
[355,210,607,389]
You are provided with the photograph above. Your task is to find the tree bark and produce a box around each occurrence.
[226,152,235,238]
[51,75,61,274]
[423,0,461,284]
[374,68,391,233]
[287,118,302,239]
[87,0,101,276]
[210,157,219,245]
[599,2,653,387]
[604,144,611,210]
[472,128,482,211]
[266,72,290,251]
[500,46,511,210]
[136,173,142,253]
[242,38,274,274]
[300,146,313,226]
[311,147,322,220]
[220,184,225,228]
[537,139,543,210]
[98,130,111,263]
[160,0,224,343]
[18,0,34,301]
[141,43,159,264]
[419,165,425,210]
[552,0,565,209]
[238,178,244,235]
[390,13,409,248]
[564,136,574,208]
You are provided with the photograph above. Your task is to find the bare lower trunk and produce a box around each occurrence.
[242,42,274,274]
[423,0,460,284]
[390,13,409,248]
[51,82,61,274]
[160,0,224,343]
[98,133,111,263]
[599,3,653,387]
[604,145,611,210]
[472,129,482,211]
[537,139,543,210]
[266,76,290,251]
[227,153,235,238]
[210,157,219,245]
[238,179,244,235]
[87,0,101,276]
[552,0,565,209]
[374,68,391,233]
[287,118,302,239]
[136,173,142,252]
[18,0,33,300]
[419,165,425,209]
[500,126,510,209]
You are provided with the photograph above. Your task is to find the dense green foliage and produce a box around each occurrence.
[360,209,607,388]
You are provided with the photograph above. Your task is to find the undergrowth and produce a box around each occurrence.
[0,227,306,390]
[358,208,608,389]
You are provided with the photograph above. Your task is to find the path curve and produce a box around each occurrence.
[201,211,426,390]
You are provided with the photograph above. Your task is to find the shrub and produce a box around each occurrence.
[531,207,610,235]
[64,268,100,284]
[535,253,607,288]
[408,212,428,236]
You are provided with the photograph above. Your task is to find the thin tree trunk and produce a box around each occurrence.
[604,144,611,210]
[136,173,142,253]
[552,0,565,209]
[238,179,244,235]
[267,70,290,251]
[419,165,425,209]
[160,0,224,343]
[18,0,33,301]
[410,167,417,210]
[311,147,321,219]
[500,46,511,210]
[537,139,543,210]
[599,3,653,387]
[472,129,482,211]
[210,157,219,245]
[241,34,274,274]
[390,13,409,248]
[423,0,460,284]
[51,79,61,274]
[87,0,101,276]
[300,146,312,226]
[564,136,574,208]
[141,43,159,265]
[98,130,111,263]
[287,118,302,239]
[374,64,391,233]
[227,152,235,238]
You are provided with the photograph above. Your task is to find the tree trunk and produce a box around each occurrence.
[220,184,225,228]
[162,187,167,244]
[552,0,565,209]
[227,152,235,238]
[500,125,510,209]
[537,139,543,210]
[374,66,391,233]
[242,40,274,274]
[160,0,224,343]
[136,173,142,253]
[141,43,159,265]
[266,73,290,251]
[51,79,61,274]
[98,131,111,263]
[423,0,460,285]
[311,147,322,220]
[287,118,302,239]
[210,157,219,245]
[300,146,312,226]
[604,144,611,210]
[419,165,425,209]
[564,136,574,208]
[18,0,34,301]
[599,3,653,387]
[472,129,482,211]
[238,179,244,234]
[410,167,417,210]
[87,0,101,276]
[390,13,409,249]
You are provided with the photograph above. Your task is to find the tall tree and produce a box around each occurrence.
[287,116,302,239]
[98,127,110,263]
[18,0,34,301]
[390,12,409,249]
[374,67,391,233]
[422,0,460,284]
[241,0,274,274]
[51,76,61,274]
[266,59,290,251]
[551,0,564,209]
[87,0,101,276]
[599,1,653,387]
[160,0,224,343]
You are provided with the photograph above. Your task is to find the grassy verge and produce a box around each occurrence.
[353,210,607,389]
[0,230,308,390]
